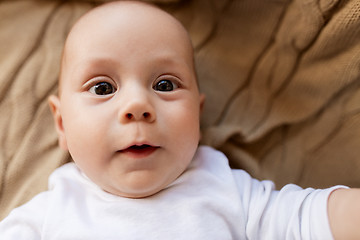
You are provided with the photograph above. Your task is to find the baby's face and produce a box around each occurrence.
[49,2,204,198]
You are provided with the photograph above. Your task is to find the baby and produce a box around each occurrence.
[1,1,359,239]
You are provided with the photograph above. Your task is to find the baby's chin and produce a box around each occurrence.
[103,185,166,199]
[97,176,173,199]
[83,163,184,199]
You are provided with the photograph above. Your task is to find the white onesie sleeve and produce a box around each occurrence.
[232,169,345,240]
[0,191,49,239]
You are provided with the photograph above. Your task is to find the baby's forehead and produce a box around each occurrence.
[67,1,191,46]
[59,1,195,82]
[62,1,194,65]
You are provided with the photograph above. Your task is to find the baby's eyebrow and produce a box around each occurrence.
[72,57,119,76]
[151,51,194,70]
[83,53,191,73]
[81,56,119,68]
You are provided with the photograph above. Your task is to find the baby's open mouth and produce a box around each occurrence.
[128,145,153,150]
[119,144,160,157]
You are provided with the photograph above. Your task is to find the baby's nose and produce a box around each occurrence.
[124,111,154,122]
[119,97,156,123]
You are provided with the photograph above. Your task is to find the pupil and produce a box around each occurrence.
[95,82,113,95]
[158,80,173,91]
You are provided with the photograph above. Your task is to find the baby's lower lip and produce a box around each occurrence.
[119,145,159,158]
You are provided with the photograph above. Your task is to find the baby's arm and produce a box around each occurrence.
[328,188,360,240]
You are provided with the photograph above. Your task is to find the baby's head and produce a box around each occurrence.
[49,1,204,198]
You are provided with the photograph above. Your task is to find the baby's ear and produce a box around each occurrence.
[48,95,68,151]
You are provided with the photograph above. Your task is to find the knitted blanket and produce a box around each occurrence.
[0,0,359,220]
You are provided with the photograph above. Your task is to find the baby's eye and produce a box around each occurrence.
[89,82,116,95]
[153,79,179,92]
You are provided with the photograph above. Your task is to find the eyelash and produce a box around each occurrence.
[152,77,181,92]
[84,77,117,96]
[88,82,117,95]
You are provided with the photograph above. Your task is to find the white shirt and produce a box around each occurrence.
[0,146,343,239]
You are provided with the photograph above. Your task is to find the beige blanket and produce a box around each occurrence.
[0,0,359,220]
